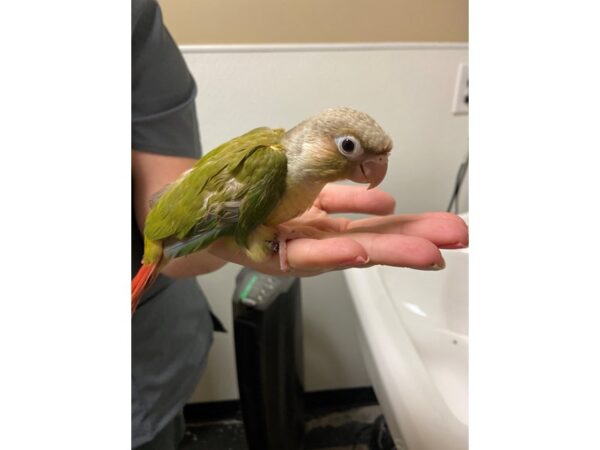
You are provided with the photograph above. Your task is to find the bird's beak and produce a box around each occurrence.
[349,153,389,189]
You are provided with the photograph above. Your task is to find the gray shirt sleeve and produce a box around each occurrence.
[131,0,201,158]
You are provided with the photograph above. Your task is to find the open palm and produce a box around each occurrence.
[207,184,469,277]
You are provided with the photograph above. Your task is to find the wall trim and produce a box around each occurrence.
[180,42,468,54]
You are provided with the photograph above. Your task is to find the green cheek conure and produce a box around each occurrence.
[132,107,393,313]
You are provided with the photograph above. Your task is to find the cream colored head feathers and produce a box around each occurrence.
[282,106,393,189]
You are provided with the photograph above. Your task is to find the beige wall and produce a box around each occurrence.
[158,0,468,45]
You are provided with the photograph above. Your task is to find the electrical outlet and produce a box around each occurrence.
[452,63,469,115]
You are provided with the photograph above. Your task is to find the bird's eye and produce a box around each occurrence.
[341,138,355,152]
[335,136,363,158]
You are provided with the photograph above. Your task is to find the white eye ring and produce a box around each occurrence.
[335,135,363,159]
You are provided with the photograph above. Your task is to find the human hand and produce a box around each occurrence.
[207,184,469,277]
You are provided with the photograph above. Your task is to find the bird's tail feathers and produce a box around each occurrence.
[131,262,160,315]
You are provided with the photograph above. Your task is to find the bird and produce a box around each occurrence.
[132,106,393,313]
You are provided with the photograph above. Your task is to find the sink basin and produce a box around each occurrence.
[343,214,468,450]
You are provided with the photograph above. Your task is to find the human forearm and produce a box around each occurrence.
[160,250,227,278]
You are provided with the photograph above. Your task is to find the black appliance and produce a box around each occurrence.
[232,268,305,450]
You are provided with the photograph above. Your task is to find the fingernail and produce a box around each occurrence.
[353,256,370,266]
[342,256,370,268]
[427,259,446,270]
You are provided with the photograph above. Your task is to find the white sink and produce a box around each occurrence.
[343,214,468,450]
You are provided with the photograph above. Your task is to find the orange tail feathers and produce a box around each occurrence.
[131,263,159,315]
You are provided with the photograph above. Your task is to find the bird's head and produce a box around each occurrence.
[283,106,393,189]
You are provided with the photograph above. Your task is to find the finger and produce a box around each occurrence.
[207,236,368,276]
[346,232,446,269]
[316,184,396,215]
[349,211,467,228]
[347,213,469,248]
[269,233,446,272]
[286,237,369,271]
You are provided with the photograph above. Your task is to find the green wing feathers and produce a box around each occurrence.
[143,127,287,259]
[233,145,287,248]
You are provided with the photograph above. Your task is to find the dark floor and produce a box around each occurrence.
[179,404,401,450]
